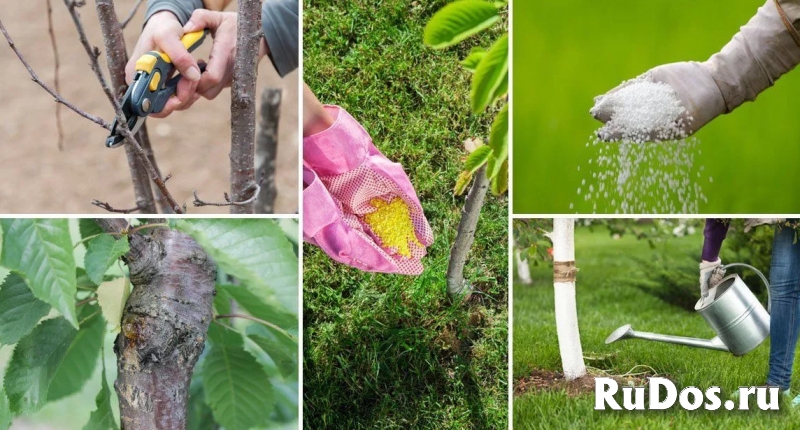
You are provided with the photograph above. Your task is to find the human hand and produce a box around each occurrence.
[591,62,726,142]
[125,11,202,118]
[699,258,725,299]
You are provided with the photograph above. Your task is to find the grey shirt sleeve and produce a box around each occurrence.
[262,0,299,77]
[144,0,298,77]
[144,0,203,26]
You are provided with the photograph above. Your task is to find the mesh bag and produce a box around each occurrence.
[302,106,433,275]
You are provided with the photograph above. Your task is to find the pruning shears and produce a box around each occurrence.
[105,29,208,148]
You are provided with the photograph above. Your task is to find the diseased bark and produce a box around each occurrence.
[446,166,490,299]
[94,0,157,214]
[255,88,281,214]
[229,0,262,214]
[95,219,217,429]
[549,218,586,381]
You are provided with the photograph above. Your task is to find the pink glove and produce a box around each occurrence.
[302,106,434,275]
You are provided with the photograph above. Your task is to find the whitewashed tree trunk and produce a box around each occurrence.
[549,218,586,380]
[515,248,532,284]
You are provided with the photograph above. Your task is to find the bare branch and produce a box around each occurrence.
[91,200,142,213]
[45,0,64,150]
[193,184,260,207]
[0,19,110,129]
[229,0,262,214]
[120,0,144,29]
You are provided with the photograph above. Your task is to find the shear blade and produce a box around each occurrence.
[105,112,145,148]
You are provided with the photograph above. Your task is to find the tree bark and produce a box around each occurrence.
[229,0,262,214]
[137,123,175,214]
[255,88,281,214]
[94,0,157,214]
[549,218,587,380]
[95,219,216,429]
[446,166,489,299]
[515,248,532,284]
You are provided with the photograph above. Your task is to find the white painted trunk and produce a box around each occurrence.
[515,249,532,284]
[551,218,587,380]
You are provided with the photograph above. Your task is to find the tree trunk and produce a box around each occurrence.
[229,0,262,214]
[94,0,157,214]
[446,166,489,299]
[515,248,532,284]
[255,88,281,214]
[550,218,586,380]
[95,219,216,429]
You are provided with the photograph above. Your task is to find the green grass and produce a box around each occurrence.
[513,0,800,213]
[303,1,508,429]
[514,226,800,429]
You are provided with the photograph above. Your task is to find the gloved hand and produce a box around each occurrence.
[699,258,725,298]
[744,218,786,232]
[303,106,434,275]
[593,0,800,141]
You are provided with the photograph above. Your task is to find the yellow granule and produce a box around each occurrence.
[363,197,422,258]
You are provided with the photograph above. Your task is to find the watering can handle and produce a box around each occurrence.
[722,263,771,313]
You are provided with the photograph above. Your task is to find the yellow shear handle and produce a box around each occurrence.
[134,29,207,72]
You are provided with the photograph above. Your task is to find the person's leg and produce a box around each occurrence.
[766,223,800,390]
[303,83,334,137]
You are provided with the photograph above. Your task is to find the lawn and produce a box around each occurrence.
[513,0,800,213]
[514,226,800,429]
[303,1,509,429]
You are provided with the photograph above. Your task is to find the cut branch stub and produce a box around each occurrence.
[111,227,217,429]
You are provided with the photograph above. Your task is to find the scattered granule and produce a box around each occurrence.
[590,77,689,143]
[363,197,422,258]
[574,76,709,214]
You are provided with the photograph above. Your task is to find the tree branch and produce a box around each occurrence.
[92,0,160,214]
[119,0,144,29]
[229,1,262,214]
[0,19,110,129]
[215,314,295,340]
[193,184,260,208]
[45,0,64,150]
[91,200,142,213]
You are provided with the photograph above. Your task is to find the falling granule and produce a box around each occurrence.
[363,197,422,258]
[574,76,708,213]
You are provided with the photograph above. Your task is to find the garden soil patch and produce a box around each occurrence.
[514,369,653,397]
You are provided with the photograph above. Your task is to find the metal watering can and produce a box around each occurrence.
[606,263,770,357]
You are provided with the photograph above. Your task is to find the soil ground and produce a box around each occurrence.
[0,0,298,214]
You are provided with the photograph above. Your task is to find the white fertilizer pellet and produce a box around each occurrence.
[576,77,708,214]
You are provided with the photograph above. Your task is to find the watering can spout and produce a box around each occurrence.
[605,324,730,352]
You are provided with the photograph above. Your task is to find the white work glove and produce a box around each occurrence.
[593,0,800,141]
[699,259,726,299]
[744,218,786,232]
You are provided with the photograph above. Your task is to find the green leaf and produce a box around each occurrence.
[213,284,232,316]
[96,277,130,333]
[471,34,508,114]
[48,305,104,401]
[3,318,77,413]
[82,359,119,430]
[244,325,297,378]
[0,386,10,430]
[461,47,487,72]
[85,235,129,286]
[490,159,508,195]
[219,284,297,329]
[187,377,215,430]
[454,170,474,196]
[465,145,492,175]
[78,219,104,241]
[0,273,50,346]
[423,0,499,49]
[201,325,274,430]
[487,103,509,179]
[0,219,78,328]
[173,220,298,313]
